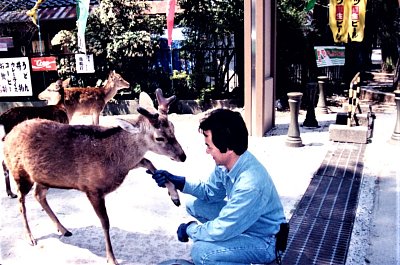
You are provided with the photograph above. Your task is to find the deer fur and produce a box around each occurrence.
[3,89,186,265]
[38,70,130,125]
[0,80,68,198]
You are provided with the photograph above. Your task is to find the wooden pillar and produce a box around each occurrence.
[244,0,276,137]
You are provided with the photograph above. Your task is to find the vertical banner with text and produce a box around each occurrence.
[349,0,367,42]
[329,0,367,43]
[329,0,350,43]
[76,0,90,53]
[0,57,33,97]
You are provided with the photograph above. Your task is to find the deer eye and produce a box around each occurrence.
[155,137,165,142]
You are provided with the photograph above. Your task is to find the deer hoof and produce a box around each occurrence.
[63,231,72,237]
[171,198,181,207]
[7,192,17,199]
[27,235,37,246]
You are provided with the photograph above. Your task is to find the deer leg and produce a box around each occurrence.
[3,161,17,198]
[86,192,118,265]
[138,158,181,207]
[92,112,100,125]
[136,158,156,172]
[33,183,72,237]
[67,112,74,125]
[16,177,36,245]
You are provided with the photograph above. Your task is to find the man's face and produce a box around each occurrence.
[203,130,229,166]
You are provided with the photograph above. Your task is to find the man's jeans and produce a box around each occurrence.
[186,198,276,265]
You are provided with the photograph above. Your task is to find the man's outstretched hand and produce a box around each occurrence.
[148,169,186,191]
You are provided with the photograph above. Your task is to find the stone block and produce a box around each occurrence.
[329,124,369,144]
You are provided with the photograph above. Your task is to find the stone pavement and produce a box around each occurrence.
[267,100,399,265]
[0,100,398,265]
[359,105,400,265]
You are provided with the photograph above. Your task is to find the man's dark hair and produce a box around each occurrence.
[199,109,248,155]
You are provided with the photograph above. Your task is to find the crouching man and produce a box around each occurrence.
[150,109,287,265]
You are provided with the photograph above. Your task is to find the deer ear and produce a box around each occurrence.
[137,107,159,120]
[139,91,156,112]
[55,80,63,91]
[62,78,70,88]
[137,107,160,127]
[113,118,140,133]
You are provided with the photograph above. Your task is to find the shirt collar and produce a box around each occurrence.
[225,150,250,182]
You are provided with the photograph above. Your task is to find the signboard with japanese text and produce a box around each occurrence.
[31,56,57,71]
[0,57,33,97]
[329,0,367,43]
[314,46,345,67]
[75,54,95,73]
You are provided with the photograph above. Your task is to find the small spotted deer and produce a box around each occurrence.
[3,89,186,265]
[38,70,130,125]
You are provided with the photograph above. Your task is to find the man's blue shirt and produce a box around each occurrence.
[183,150,286,242]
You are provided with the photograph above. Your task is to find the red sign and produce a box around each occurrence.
[351,6,359,20]
[336,5,344,20]
[31,56,57,71]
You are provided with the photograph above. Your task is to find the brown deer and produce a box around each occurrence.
[0,79,69,198]
[3,88,185,265]
[38,70,130,125]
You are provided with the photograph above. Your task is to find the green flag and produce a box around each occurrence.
[76,0,90,53]
[306,0,317,11]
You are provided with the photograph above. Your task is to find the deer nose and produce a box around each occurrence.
[179,153,187,162]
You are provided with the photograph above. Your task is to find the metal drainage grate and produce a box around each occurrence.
[281,142,366,265]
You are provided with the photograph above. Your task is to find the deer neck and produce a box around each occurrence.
[102,81,118,103]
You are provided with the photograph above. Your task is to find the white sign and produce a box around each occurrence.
[75,54,95,73]
[314,46,345,67]
[0,43,7,52]
[0,57,33,97]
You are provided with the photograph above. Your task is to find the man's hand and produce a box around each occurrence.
[148,169,186,191]
[177,221,197,242]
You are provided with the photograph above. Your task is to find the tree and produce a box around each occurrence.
[177,0,244,100]
[52,0,165,95]
[177,0,312,103]
[368,0,399,72]
[276,0,311,103]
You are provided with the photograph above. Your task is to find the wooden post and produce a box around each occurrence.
[244,0,276,137]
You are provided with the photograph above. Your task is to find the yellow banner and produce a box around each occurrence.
[349,0,367,42]
[329,0,350,43]
[329,0,367,43]
[26,0,46,26]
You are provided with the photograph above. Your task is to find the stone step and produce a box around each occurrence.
[360,86,395,103]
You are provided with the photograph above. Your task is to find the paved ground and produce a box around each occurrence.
[0,102,399,265]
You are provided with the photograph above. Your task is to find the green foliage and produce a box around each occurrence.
[171,70,189,80]
[177,0,243,98]
[86,0,163,63]
[369,0,400,72]
[51,0,164,94]
[276,0,311,100]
